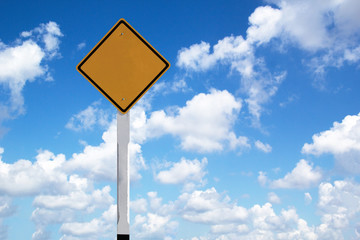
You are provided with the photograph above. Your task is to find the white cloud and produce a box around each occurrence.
[128,90,249,155]
[31,196,116,240]
[61,90,244,187]
[0,196,15,240]
[0,219,8,239]
[178,188,318,240]
[32,229,51,240]
[156,158,207,191]
[344,46,360,63]
[0,197,15,218]
[255,140,272,153]
[0,116,146,238]
[129,142,147,181]
[0,111,146,191]
[316,180,360,239]
[64,119,118,181]
[0,147,117,240]
[302,113,360,155]
[247,6,282,45]
[77,42,86,50]
[0,149,71,196]
[133,181,360,239]
[66,116,147,181]
[305,192,312,205]
[126,106,149,181]
[147,89,249,153]
[252,0,360,87]
[0,21,62,129]
[318,180,360,220]
[177,41,217,71]
[130,192,177,239]
[59,103,149,184]
[177,0,360,125]
[177,35,285,125]
[268,192,281,204]
[179,188,248,224]
[0,40,45,112]
[132,213,178,240]
[251,0,360,52]
[59,204,116,240]
[257,171,268,187]
[259,159,322,189]
[130,198,148,213]
[170,78,188,92]
[302,113,360,174]
[66,101,112,131]
[33,185,113,212]
[31,207,75,228]
[42,21,63,58]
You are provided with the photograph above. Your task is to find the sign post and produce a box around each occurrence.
[76,18,170,239]
[117,111,130,238]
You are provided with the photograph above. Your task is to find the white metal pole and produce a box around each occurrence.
[117,110,130,239]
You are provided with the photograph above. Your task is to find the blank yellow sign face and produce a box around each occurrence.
[77,19,170,114]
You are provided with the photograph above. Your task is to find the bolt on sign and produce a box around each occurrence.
[77,18,170,114]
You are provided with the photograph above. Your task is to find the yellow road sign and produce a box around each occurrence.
[77,18,170,114]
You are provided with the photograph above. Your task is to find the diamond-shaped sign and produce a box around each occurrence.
[77,18,170,114]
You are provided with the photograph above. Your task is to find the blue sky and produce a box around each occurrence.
[0,0,360,239]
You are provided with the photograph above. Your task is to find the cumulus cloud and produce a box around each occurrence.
[64,120,117,181]
[132,213,178,239]
[32,194,116,240]
[270,0,359,50]
[147,89,249,153]
[257,171,268,187]
[130,198,148,214]
[0,149,70,196]
[77,42,86,50]
[254,0,360,87]
[125,89,250,155]
[0,221,7,240]
[179,182,360,239]
[0,196,15,218]
[302,113,360,174]
[0,114,147,238]
[131,192,177,239]
[128,181,360,239]
[316,180,360,239]
[268,192,281,204]
[66,101,112,131]
[177,35,285,125]
[259,159,322,189]
[63,89,247,187]
[255,140,272,153]
[178,188,248,224]
[302,113,360,155]
[177,0,360,124]
[0,21,62,135]
[246,6,282,45]
[0,145,118,239]
[65,117,145,182]
[33,185,113,212]
[0,196,15,239]
[177,188,318,240]
[156,158,207,191]
[246,0,360,64]
[305,192,312,205]
[59,204,116,240]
